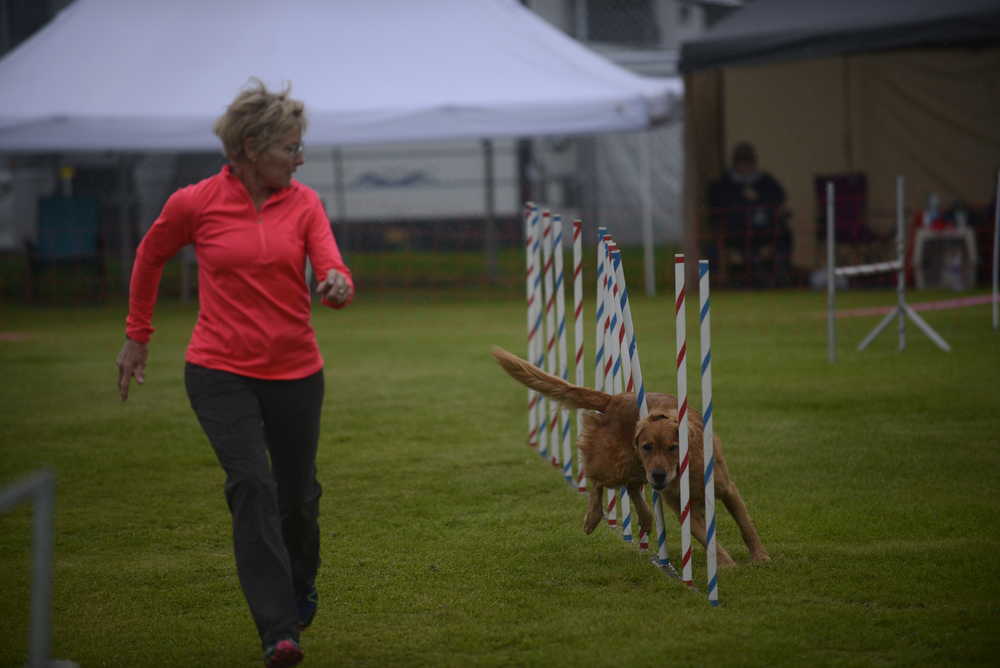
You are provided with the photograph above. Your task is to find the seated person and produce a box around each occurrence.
[707,142,793,274]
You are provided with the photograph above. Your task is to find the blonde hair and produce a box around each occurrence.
[213,78,307,162]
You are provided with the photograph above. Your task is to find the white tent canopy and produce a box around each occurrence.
[0,0,681,151]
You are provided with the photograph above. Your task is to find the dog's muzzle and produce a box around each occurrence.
[650,468,668,490]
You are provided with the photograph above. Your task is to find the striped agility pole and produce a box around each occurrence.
[530,206,547,452]
[572,219,587,493]
[593,229,610,517]
[552,216,573,482]
[594,226,608,394]
[699,260,720,606]
[523,204,541,449]
[612,250,645,410]
[608,241,671,568]
[611,248,650,552]
[602,237,619,400]
[610,247,633,544]
[532,212,549,460]
[541,211,560,464]
[601,236,619,527]
[674,253,693,587]
[610,248,633,399]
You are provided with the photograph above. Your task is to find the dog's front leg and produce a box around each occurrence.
[664,486,736,567]
[690,504,736,567]
[625,482,653,537]
[718,484,771,563]
[583,484,605,534]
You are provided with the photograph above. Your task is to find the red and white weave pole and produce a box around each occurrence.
[532,226,548,461]
[532,212,551,460]
[572,220,587,493]
[552,216,573,481]
[674,254,693,586]
[530,211,548,460]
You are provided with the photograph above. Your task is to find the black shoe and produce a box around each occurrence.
[297,587,318,631]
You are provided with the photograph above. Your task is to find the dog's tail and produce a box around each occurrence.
[491,346,611,412]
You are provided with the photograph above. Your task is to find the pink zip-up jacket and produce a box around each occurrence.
[126,165,353,380]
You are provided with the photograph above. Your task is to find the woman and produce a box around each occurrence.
[116,79,352,668]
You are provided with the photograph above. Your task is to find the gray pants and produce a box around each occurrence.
[184,363,323,648]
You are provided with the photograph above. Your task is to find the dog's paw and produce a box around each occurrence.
[751,551,771,563]
[583,512,602,535]
[715,547,737,568]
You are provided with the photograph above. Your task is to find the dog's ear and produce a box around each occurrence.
[633,419,649,448]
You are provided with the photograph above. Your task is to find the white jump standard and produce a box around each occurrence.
[825,175,951,359]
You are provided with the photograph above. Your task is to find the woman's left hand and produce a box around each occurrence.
[316,270,353,305]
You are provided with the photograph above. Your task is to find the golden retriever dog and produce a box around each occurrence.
[491,346,769,566]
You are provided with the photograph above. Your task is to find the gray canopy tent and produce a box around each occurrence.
[678,0,1000,279]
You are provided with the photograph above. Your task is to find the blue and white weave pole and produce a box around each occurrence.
[541,212,560,464]
[610,248,633,543]
[612,248,648,551]
[601,236,619,527]
[594,227,608,393]
[552,216,573,483]
[699,260,720,606]
[609,249,633,404]
[651,489,671,567]
[523,205,541,450]
[591,227,609,516]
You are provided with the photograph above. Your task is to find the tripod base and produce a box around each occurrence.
[857,303,951,352]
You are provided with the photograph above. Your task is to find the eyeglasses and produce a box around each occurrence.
[282,143,305,158]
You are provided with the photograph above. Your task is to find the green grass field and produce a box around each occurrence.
[2,286,999,667]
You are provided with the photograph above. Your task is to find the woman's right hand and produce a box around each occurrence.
[116,337,149,402]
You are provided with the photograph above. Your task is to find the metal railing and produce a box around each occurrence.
[0,470,78,668]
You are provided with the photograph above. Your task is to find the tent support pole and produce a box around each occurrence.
[331,148,348,257]
[118,155,134,297]
[483,138,497,284]
[640,129,655,296]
